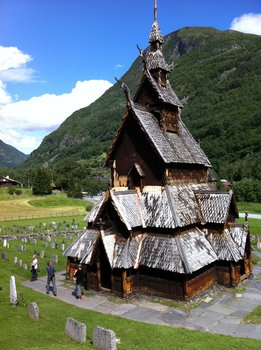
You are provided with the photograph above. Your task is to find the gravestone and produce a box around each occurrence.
[10,276,17,305]
[42,242,48,248]
[61,244,65,251]
[93,326,117,350]
[6,243,9,249]
[18,244,21,251]
[51,255,58,263]
[19,259,23,268]
[1,252,7,260]
[47,235,51,242]
[23,263,28,270]
[3,239,7,247]
[40,251,45,258]
[51,242,55,249]
[14,256,18,264]
[28,302,39,320]
[65,318,86,343]
[257,237,261,249]
[32,239,37,245]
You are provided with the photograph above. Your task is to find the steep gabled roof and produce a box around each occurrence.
[105,102,210,167]
[132,103,210,166]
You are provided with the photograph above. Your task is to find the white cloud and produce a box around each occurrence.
[0,79,112,154]
[0,46,34,87]
[115,64,124,69]
[230,13,261,35]
[0,45,112,154]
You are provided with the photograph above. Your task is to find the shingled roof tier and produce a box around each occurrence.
[64,224,245,273]
[86,184,235,230]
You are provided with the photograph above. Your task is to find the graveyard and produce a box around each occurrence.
[0,212,261,349]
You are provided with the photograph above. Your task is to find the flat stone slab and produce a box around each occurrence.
[207,303,237,315]
[123,306,160,323]
[210,323,238,335]
[110,303,136,316]
[219,316,241,325]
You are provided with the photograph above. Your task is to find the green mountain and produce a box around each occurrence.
[0,140,28,168]
[21,27,261,184]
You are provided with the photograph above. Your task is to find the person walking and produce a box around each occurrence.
[46,260,57,296]
[73,264,84,299]
[31,254,38,281]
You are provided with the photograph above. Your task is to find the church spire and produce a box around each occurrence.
[147,0,171,81]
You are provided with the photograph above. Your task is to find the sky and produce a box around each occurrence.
[0,0,260,155]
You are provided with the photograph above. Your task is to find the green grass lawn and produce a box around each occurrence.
[237,202,261,215]
[1,237,261,349]
[238,218,261,237]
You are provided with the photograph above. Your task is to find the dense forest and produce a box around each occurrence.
[2,27,261,201]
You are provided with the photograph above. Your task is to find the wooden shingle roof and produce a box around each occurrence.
[87,184,233,230]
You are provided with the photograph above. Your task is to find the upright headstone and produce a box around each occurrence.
[51,255,58,264]
[40,251,45,258]
[61,244,65,251]
[3,239,7,247]
[93,326,117,350]
[257,236,261,249]
[23,263,28,270]
[1,252,7,260]
[65,318,86,343]
[19,259,23,268]
[47,235,51,242]
[6,243,9,249]
[10,276,17,305]
[14,256,18,264]
[28,302,39,320]
[51,242,55,249]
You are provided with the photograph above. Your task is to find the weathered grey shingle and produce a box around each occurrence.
[133,103,210,166]
[195,191,232,224]
[63,230,99,260]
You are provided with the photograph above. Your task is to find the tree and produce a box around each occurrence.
[32,168,52,195]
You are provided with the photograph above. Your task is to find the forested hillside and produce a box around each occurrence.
[18,27,261,200]
[0,140,28,168]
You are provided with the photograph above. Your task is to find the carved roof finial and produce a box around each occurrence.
[115,77,133,109]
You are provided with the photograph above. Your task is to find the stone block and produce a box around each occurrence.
[93,326,117,350]
[1,252,7,260]
[10,276,17,305]
[65,318,86,343]
[28,302,39,320]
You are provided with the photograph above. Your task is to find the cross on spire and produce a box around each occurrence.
[154,0,157,22]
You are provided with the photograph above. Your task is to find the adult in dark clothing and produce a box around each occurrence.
[46,260,57,296]
[74,264,84,299]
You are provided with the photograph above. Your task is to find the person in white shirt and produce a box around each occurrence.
[31,254,38,281]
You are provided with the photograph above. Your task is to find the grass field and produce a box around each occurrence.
[0,192,91,221]
[237,202,261,215]
[238,218,261,237]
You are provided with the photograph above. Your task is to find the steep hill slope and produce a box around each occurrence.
[0,140,28,168]
[21,27,261,182]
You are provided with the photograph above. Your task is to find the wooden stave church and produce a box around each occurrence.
[64,1,252,301]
